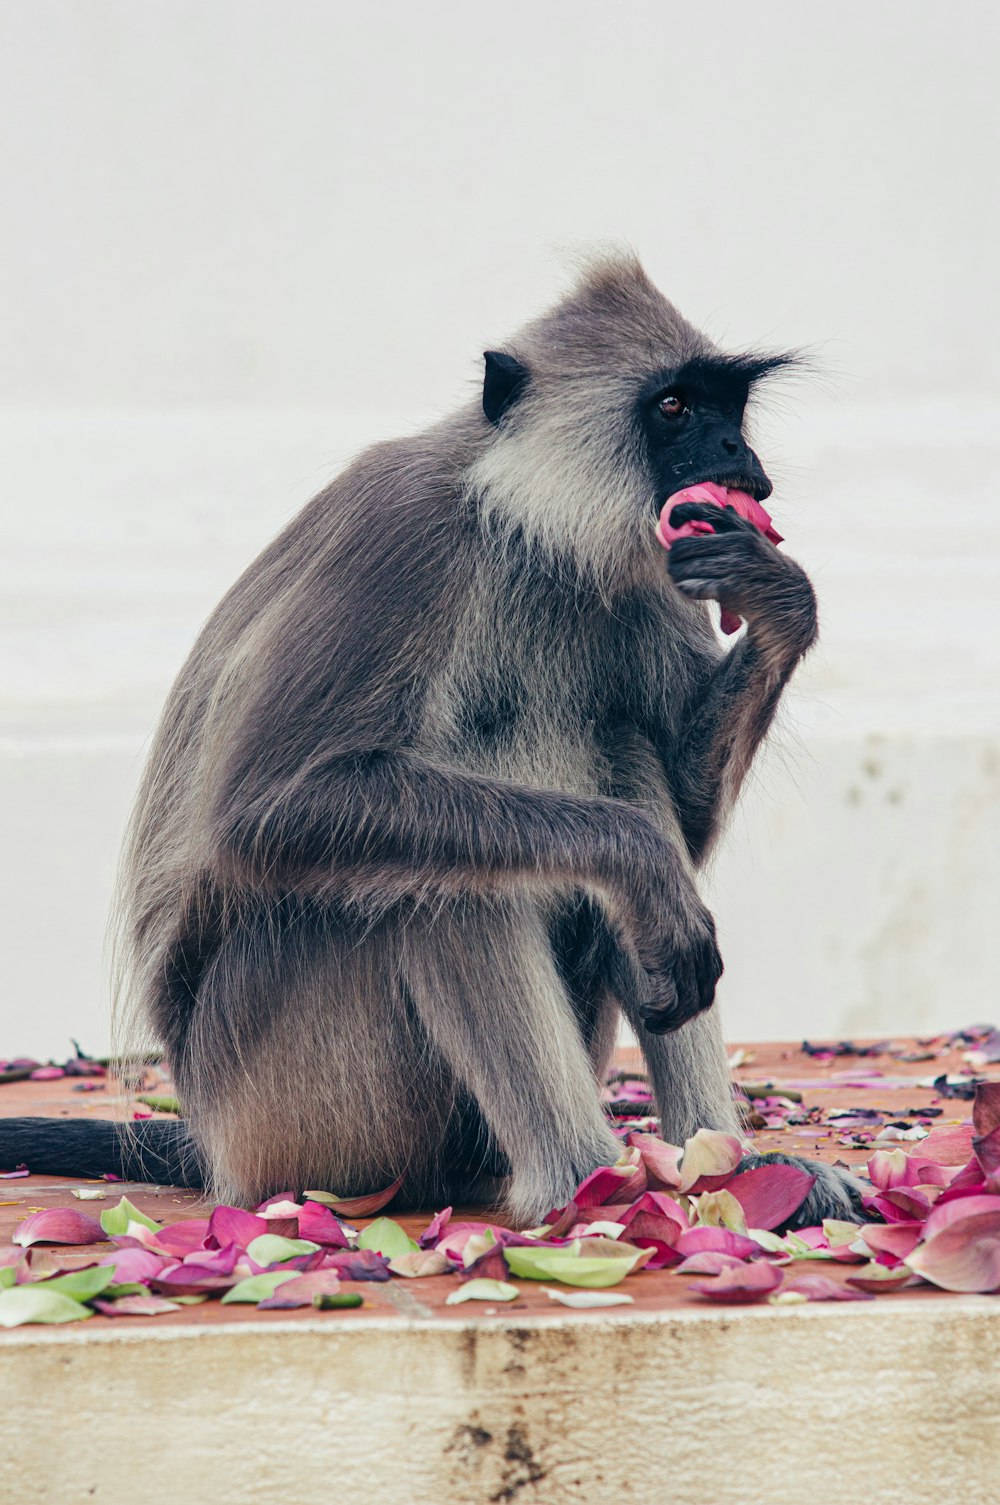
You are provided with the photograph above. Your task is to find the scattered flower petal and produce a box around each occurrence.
[780,1274,873,1302]
[245,1234,320,1268]
[0,1285,93,1325]
[625,1133,683,1190]
[445,1279,519,1305]
[846,1261,914,1293]
[389,1250,453,1278]
[99,1197,160,1236]
[257,1270,343,1309]
[217,1271,298,1304]
[13,1208,104,1247]
[542,1287,633,1307]
[92,1295,181,1316]
[207,1206,267,1250]
[300,1175,404,1218]
[690,1262,784,1303]
[320,1249,392,1282]
[675,1252,747,1276]
[504,1239,647,1288]
[677,1129,744,1193]
[297,1201,353,1248]
[356,1218,419,1260]
[726,1164,816,1230]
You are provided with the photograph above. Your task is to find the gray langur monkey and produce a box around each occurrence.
[3,254,861,1225]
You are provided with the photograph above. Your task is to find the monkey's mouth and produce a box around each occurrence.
[694,472,773,503]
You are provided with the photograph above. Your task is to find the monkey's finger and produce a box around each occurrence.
[668,533,758,569]
[668,501,750,534]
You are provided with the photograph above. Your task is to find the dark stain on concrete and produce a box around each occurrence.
[489,1425,546,1502]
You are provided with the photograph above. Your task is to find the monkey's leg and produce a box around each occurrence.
[173,899,461,1208]
[620,989,865,1226]
[549,892,623,1082]
[401,896,623,1227]
[620,987,744,1141]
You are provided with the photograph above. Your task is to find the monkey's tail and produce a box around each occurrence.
[0,1117,203,1188]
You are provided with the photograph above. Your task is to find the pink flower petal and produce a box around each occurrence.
[93,1295,180,1317]
[459,1244,510,1282]
[256,1194,302,1214]
[418,1206,453,1248]
[297,1202,352,1248]
[973,1124,1000,1185]
[617,1193,689,1267]
[0,1166,30,1179]
[675,1252,747,1275]
[149,1267,238,1296]
[29,1066,65,1081]
[656,484,784,635]
[257,1270,343,1309]
[857,1223,924,1264]
[572,1159,646,1209]
[920,1193,1000,1244]
[180,1241,239,1275]
[725,1164,815,1230]
[625,1132,684,1190]
[674,1226,759,1260]
[912,1123,975,1166]
[974,1081,1000,1138]
[618,1191,689,1231]
[299,1174,404,1218]
[691,1261,784,1302]
[677,1129,744,1193]
[905,1211,1000,1293]
[846,1264,914,1294]
[319,1249,391,1282]
[782,1274,873,1302]
[541,1201,581,1239]
[207,1206,267,1251]
[154,1219,212,1256]
[97,1247,168,1284]
[388,1250,453,1278]
[866,1188,932,1223]
[12,1208,104,1248]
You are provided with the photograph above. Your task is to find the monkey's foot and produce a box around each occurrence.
[733,1152,868,1231]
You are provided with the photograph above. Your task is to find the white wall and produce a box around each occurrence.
[1,2,998,1057]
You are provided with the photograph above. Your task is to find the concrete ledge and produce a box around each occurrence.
[3,1298,996,1504]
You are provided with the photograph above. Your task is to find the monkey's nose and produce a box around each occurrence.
[721,437,740,456]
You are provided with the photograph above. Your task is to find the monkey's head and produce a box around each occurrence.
[468,253,794,590]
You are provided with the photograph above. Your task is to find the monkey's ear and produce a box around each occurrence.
[482,350,529,426]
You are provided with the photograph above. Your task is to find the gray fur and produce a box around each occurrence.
[111,252,825,1221]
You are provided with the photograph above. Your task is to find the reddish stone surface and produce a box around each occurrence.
[0,1035,992,1328]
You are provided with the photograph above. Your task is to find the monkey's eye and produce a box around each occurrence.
[658,393,688,418]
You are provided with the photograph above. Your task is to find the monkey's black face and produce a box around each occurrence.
[637,354,778,506]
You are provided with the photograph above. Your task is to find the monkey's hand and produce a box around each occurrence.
[607,829,723,1032]
[665,501,818,667]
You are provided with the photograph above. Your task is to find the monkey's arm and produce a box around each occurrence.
[213,750,721,1032]
[659,501,818,863]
